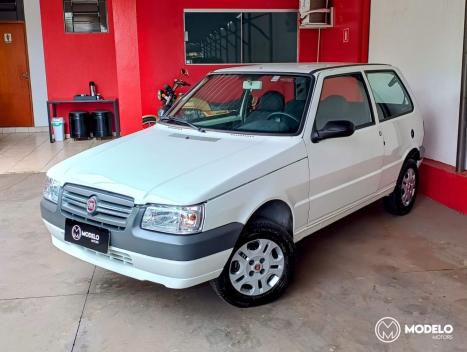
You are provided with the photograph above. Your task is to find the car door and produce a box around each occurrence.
[304,70,385,224]
[364,69,418,189]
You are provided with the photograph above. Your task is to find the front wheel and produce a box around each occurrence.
[211,218,294,308]
[384,159,419,215]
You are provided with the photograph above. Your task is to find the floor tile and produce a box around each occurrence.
[0,133,107,175]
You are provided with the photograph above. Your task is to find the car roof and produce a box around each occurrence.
[213,63,390,75]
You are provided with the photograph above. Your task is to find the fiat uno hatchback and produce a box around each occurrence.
[41,63,424,307]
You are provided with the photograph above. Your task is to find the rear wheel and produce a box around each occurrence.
[384,159,419,215]
[211,218,294,308]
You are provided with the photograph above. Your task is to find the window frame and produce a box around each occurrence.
[183,9,299,66]
[164,71,316,137]
[364,69,415,122]
[63,0,109,34]
[312,71,376,135]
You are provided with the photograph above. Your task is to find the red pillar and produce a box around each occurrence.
[112,0,143,135]
[359,0,371,63]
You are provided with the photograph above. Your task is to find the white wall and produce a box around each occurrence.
[23,0,48,127]
[369,0,465,166]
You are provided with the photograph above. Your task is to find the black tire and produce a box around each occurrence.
[211,218,295,308]
[384,159,419,216]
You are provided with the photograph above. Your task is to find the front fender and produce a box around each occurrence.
[203,157,310,238]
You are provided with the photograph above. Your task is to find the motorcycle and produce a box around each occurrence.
[142,68,191,127]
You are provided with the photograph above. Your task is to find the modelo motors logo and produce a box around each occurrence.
[375,317,454,343]
[375,317,401,343]
[406,323,454,340]
[71,224,100,244]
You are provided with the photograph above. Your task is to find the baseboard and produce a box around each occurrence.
[419,159,467,214]
[0,127,49,133]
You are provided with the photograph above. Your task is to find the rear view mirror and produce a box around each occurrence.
[243,80,262,90]
[312,120,355,143]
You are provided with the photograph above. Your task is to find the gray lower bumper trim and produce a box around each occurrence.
[41,198,243,261]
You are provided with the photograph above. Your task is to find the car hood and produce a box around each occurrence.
[48,124,307,205]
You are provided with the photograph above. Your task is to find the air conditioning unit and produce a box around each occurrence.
[299,0,334,29]
[0,0,24,21]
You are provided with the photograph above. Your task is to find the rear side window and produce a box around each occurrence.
[315,73,374,130]
[366,71,414,121]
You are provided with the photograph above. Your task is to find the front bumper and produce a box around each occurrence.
[43,220,231,288]
[41,198,243,289]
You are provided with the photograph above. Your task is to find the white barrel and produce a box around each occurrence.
[52,117,65,142]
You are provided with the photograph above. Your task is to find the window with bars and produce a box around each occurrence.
[64,0,108,33]
[184,11,298,64]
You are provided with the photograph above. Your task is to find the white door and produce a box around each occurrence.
[305,71,385,223]
[365,70,418,189]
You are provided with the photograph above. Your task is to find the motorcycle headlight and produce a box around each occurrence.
[141,204,204,234]
[43,177,61,204]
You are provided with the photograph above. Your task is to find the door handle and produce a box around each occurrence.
[20,72,30,80]
[379,131,383,136]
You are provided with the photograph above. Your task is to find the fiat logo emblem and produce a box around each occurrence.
[86,196,98,215]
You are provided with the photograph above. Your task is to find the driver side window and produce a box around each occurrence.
[315,73,374,130]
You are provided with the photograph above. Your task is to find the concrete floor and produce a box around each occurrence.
[0,173,466,352]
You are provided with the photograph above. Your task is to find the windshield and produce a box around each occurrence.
[167,74,313,134]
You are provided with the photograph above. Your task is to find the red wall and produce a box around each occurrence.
[112,0,143,135]
[135,0,371,116]
[40,0,118,133]
[40,0,370,134]
[299,0,370,63]
[420,159,467,215]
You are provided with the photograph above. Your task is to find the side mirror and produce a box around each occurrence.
[311,120,355,143]
[181,68,189,76]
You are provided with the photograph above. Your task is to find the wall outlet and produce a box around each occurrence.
[3,33,12,44]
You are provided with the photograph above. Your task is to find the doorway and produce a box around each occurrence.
[0,22,33,127]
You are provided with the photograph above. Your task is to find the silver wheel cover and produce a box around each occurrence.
[228,238,285,296]
[401,168,417,206]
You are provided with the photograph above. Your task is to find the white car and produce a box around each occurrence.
[41,63,424,307]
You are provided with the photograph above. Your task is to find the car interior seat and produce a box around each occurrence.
[315,95,349,130]
[247,91,285,122]
[284,100,306,120]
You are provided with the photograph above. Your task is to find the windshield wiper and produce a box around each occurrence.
[159,117,205,133]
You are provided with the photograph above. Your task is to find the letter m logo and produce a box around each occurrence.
[375,317,401,343]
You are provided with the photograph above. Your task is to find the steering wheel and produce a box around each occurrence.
[266,111,300,124]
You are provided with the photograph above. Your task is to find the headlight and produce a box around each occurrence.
[43,177,61,204]
[141,204,204,234]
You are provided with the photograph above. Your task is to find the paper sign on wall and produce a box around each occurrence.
[3,33,12,44]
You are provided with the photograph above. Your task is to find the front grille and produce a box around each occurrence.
[83,247,133,266]
[61,184,134,231]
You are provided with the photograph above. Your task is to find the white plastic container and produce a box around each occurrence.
[52,117,65,142]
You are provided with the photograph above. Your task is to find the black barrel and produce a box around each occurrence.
[91,110,112,138]
[69,111,90,139]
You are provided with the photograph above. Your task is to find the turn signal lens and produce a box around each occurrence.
[43,177,61,204]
